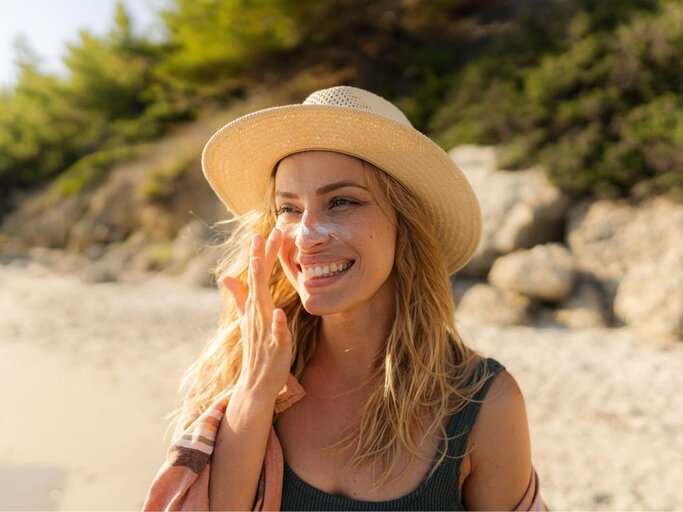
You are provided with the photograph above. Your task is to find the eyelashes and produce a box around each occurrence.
[274,198,361,217]
[274,206,294,217]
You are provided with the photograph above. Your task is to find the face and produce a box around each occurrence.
[274,151,397,317]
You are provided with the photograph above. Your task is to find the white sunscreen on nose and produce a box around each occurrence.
[295,220,350,240]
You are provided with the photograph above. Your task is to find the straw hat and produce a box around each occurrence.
[202,85,482,274]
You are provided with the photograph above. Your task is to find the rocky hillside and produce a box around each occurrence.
[0,81,331,285]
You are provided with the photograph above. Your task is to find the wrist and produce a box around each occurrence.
[231,380,280,408]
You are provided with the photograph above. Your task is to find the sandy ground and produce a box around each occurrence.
[1,260,682,511]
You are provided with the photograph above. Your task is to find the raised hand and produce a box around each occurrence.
[220,228,293,401]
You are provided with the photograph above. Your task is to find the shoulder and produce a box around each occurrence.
[462,368,533,510]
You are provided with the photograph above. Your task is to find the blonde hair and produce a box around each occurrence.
[166,154,491,487]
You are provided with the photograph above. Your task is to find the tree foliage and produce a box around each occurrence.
[430,0,683,200]
[1,0,682,202]
[0,3,188,193]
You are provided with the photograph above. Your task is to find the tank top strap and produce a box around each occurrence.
[426,357,506,494]
[446,357,506,447]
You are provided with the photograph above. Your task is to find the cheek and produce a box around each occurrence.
[354,222,396,261]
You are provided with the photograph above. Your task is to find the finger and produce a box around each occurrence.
[264,228,283,275]
[271,308,292,348]
[250,233,264,259]
[248,234,262,297]
[219,275,248,316]
[249,234,267,301]
[250,253,274,325]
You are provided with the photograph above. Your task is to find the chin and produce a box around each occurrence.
[298,294,347,316]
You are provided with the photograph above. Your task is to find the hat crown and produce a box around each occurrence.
[303,86,413,127]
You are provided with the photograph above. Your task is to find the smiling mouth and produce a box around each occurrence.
[297,261,355,279]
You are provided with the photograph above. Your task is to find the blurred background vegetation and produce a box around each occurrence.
[1,0,682,212]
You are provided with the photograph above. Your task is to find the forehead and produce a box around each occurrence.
[274,151,367,190]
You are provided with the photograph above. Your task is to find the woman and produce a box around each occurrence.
[144,86,546,511]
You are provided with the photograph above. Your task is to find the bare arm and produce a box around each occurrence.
[209,229,293,510]
[209,387,277,511]
[462,370,544,511]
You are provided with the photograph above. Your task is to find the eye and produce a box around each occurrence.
[274,204,301,217]
[329,197,358,208]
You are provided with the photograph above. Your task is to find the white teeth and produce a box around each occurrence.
[302,261,352,279]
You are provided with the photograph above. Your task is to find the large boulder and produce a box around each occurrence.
[566,197,683,301]
[2,194,87,249]
[614,249,683,341]
[182,247,224,288]
[450,145,571,277]
[67,177,141,252]
[489,243,576,302]
[166,220,221,274]
[458,283,534,326]
[553,276,609,329]
[163,219,229,287]
[81,240,142,283]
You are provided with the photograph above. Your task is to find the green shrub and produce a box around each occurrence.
[139,150,199,201]
[49,144,149,199]
[430,0,682,201]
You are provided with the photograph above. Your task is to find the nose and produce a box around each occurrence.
[294,210,330,250]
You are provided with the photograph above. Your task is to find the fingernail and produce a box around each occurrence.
[252,234,262,249]
[271,228,281,241]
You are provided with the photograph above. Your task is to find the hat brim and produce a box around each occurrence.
[202,104,482,274]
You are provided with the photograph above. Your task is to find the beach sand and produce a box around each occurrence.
[1,261,681,510]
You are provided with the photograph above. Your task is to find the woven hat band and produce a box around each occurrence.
[303,86,412,127]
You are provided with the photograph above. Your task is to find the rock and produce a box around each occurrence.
[85,242,140,281]
[458,283,534,326]
[450,145,571,277]
[554,276,609,329]
[614,250,683,341]
[182,246,224,287]
[82,263,119,283]
[138,203,185,242]
[166,220,222,275]
[489,243,576,302]
[68,179,141,251]
[83,244,107,261]
[566,197,683,300]
[450,276,481,304]
[26,246,88,275]
[2,195,87,249]
[449,145,499,176]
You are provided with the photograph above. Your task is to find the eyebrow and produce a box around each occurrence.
[275,180,370,198]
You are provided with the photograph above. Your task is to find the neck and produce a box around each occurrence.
[311,287,395,385]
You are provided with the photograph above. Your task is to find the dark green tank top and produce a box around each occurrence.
[279,357,505,511]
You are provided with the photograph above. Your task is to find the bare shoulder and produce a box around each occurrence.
[462,368,533,511]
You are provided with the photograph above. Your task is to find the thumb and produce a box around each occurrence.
[219,275,248,315]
